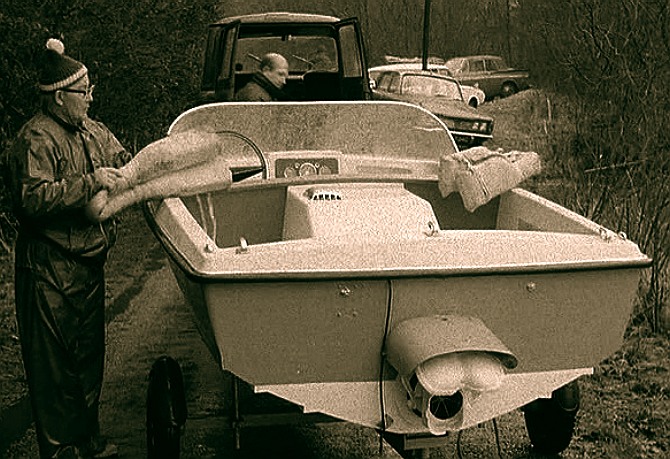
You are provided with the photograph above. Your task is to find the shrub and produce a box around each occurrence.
[545,103,670,335]
[0,0,216,251]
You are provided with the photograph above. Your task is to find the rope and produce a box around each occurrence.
[377,279,394,455]
[493,418,503,458]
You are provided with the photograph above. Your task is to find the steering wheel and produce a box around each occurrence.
[215,130,268,182]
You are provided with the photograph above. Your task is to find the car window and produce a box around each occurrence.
[338,24,361,77]
[308,42,338,71]
[400,75,461,100]
[235,36,338,74]
[445,58,464,74]
[469,59,486,72]
[387,73,401,93]
[376,72,392,91]
[202,27,227,90]
[485,58,502,71]
[219,27,238,79]
[433,79,462,100]
[401,75,430,95]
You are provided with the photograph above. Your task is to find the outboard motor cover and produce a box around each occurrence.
[387,315,517,434]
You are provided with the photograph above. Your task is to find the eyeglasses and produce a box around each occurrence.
[60,84,95,97]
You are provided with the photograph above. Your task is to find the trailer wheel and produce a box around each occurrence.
[147,356,188,459]
[523,381,580,454]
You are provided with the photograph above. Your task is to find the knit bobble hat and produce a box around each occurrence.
[38,38,88,92]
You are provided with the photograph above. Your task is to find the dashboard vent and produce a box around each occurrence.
[307,189,342,201]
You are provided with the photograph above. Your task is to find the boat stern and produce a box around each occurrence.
[386,315,518,434]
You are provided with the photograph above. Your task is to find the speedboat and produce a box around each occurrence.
[142,101,650,457]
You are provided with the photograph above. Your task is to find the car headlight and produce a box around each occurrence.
[437,115,491,135]
[451,119,464,130]
[454,120,479,131]
[458,120,491,134]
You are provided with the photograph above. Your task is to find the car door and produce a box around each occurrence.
[335,18,372,100]
[483,57,504,95]
[210,21,241,102]
[465,57,495,95]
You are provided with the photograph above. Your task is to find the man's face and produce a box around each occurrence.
[58,76,93,125]
[264,61,289,89]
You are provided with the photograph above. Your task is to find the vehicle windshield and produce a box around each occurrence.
[169,101,455,180]
[401,75,462,100]
[236,36,338,73]
[444,58,465,74]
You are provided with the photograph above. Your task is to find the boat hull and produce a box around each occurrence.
[165,257,638,432]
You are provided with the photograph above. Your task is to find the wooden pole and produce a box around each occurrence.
[422,0,432,70]
[506,0,512,61]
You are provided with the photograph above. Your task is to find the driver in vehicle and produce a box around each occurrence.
[234,53,289,101]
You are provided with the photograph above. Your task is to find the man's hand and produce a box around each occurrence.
[94,167,129,194]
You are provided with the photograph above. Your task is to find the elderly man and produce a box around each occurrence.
[6,39,130,459]
[234,52,289,101]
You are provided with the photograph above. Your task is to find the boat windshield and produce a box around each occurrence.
[169,101,456,181]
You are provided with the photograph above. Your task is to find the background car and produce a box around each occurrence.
[369,67,493,149]
[444,55,530,100]
[370,63,485,107]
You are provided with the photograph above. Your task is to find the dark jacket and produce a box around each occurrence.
[7,110,131,261]
[234,72,285,101]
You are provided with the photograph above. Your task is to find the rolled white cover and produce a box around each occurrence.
[438,147,542,212]
[86,130,231,221]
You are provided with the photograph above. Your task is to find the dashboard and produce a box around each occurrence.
[267,150,342,179]
[274,157,339,178]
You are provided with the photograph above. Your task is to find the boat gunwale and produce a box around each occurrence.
[144,203,651,283]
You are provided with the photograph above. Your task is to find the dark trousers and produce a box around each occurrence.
[14,236,106,458]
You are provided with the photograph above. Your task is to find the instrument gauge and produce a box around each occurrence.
[298,162,318,176]
[283,166,297,178]
[319,165,332,175]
